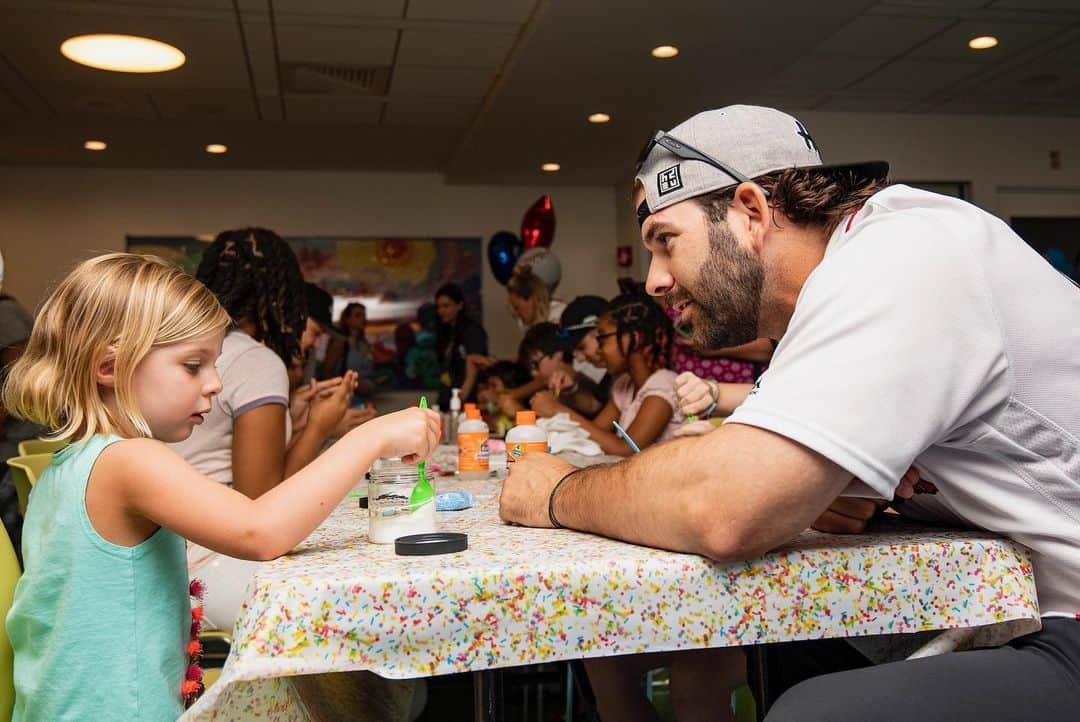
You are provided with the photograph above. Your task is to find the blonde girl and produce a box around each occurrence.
[2,254,439,721]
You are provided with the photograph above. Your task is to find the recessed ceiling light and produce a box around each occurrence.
[541,162,561,172]
[205,143,227,155]
[651,45,679,59]
[83,140,107,151]
[60,34,185,73]
[588,113,611,124]
[968,35,998,50]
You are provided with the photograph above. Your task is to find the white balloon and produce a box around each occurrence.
[514,248,561,291]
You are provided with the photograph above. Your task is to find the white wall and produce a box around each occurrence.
[622,111,1080,280]
[0,168,618,358]
[4,111,1080,353]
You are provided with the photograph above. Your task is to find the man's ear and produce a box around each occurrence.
[95,345,118,388]
[730,181,772,252]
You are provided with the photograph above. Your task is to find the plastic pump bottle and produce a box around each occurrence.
[457,406,490,479]
[505,410,548,463]
[446,388,461,444]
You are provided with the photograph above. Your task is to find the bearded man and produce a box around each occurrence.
[500,105,1080,721]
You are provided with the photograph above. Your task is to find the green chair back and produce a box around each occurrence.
[0,520,20,719]
[6,454,53,517]
[16,438,67,457]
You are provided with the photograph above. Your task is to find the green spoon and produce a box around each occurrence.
[409,396,435,510]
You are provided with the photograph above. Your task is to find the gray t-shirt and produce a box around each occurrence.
[171,329,290,484]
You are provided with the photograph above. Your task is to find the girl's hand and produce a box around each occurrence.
[529,390,561,418]
[547,368,575,394]
[673,419,716,437]
[309,371,357,435]
[370,407,442,463]
[290,376,345,433]
[675,371,716,416]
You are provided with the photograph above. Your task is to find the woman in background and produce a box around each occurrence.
[506,268,565,331]
[434,283,488,408]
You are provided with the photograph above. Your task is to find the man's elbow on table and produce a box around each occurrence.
[688,509,779,563]
[673,482,764,561]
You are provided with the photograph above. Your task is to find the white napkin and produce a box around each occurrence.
[537,413,603,456]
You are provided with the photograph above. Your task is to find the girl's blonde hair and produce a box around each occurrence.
[506,268,551,327]
[2,253,231,442]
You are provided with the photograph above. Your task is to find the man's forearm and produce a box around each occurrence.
[549,424,850,561]
[552,435,722,556]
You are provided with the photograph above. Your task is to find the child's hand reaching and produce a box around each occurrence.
[675,372,716,417]
[547,368,575,394]
[369,407,442,463]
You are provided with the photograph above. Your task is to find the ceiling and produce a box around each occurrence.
[1,0,1079,184]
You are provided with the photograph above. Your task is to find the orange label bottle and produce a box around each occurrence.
[505,410,548,463]
[458,407,490,475]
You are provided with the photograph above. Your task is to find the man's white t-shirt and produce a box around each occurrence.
[171,328,291,484]
[727,184,1080,618]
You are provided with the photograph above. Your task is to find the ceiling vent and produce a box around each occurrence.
[281,62,390,95]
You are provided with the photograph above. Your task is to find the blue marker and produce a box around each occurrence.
[612,420,641,454]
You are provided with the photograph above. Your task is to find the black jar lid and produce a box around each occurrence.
[395,532,468,556]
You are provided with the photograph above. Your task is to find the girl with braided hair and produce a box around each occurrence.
[173,227,360,630]
[529,292,683,455]
[195,227,307,368]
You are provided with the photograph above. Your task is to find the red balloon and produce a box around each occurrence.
[521,195,556,249]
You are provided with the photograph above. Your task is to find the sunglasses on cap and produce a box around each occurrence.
[636,130,769,226]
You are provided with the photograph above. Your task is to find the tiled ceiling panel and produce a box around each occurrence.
[284,94,383,125]
[396,29,517,69]
[275,25,398,66]
[815,15,954,57]
[382,99,479,128]
[389,66,493,98]
[406,0,535,23]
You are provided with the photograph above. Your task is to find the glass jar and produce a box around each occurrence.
[367,456,437,544]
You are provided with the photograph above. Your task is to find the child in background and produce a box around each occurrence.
[174,229,368,636]
[175,228,360,501]
[518,322,606,420]
[2,253,439,720]
[476,360,528,437]
[558,294,610,385]
[529,294,683,455]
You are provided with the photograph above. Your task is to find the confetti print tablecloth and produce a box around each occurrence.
[183,478,1039,721]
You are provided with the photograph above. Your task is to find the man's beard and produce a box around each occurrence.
[666,218,764,349]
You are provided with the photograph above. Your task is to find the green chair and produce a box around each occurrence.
[0,515,21,718]
[17,438,67,457]
[6,454,53,517]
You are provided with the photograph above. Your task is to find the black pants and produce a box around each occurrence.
[759,618,1080,722]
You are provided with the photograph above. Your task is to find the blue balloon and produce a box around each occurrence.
[488,231,522,285]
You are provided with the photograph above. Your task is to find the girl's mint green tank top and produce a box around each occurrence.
[6,435,189,721]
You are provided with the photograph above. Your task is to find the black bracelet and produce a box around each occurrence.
[548,468,582,529]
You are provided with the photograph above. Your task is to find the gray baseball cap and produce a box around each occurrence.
[635,105,888,221]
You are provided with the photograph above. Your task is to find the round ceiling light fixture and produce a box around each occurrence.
[651,45,679,59]
[83,140,107,151]
[968,35,998,50]
[60,34,185,73]
[541,162,561,172]
[205,143,228,155]
[588,113,611,124]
